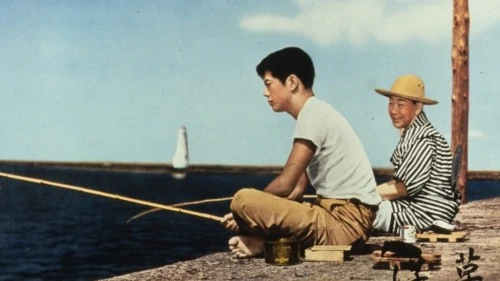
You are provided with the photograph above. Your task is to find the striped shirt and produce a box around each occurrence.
[386,111,460,234]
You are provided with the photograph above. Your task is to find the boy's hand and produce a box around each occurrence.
[221,212,240,232]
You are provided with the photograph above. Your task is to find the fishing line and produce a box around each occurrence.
[127,196,233,223]
[127,195,318,223]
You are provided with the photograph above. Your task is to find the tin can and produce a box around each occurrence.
[264,238,300,266]
[400,225,417,243]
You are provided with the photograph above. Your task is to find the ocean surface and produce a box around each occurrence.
[0,164,498,281]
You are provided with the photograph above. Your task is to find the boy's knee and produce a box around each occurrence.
[230,188,259,213]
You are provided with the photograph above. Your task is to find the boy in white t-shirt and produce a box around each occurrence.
[221,47,380,257]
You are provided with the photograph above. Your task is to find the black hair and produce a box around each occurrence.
[256,47,315,89]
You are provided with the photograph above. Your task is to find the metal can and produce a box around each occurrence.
[264,238,301,266]
[400,225,417,243]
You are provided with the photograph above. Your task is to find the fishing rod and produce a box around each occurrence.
[0,172,223,222]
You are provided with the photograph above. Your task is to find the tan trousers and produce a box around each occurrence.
[230,188,376,250]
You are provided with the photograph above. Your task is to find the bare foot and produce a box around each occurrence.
[228,236,265,258]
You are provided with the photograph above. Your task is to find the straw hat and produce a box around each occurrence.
[375,74,438,105]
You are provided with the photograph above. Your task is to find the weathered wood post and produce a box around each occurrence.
[452,0,470,203]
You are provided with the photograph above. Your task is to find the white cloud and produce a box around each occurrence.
[469,129,487,139]
[240,0,500,47]
[443,129,487,140]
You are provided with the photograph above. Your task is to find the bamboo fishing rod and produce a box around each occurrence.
[0,172,223,222]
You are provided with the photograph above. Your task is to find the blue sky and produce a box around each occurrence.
[1,0,499,170]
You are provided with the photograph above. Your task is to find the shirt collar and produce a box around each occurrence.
[401,111,429,137]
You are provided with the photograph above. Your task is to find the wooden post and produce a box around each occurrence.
[452,0,470,203]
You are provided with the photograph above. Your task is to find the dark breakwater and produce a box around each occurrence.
[0,164,498,281]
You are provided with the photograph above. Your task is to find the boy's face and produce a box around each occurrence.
[262,71,291,112]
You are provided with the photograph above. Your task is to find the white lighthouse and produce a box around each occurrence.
[171,125,189,179]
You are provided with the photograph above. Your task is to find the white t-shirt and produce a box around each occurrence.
[293,96,380,206]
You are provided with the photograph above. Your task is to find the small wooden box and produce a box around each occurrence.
[416,231,469,242]
[304,245,352,262]
[371,250,442,271]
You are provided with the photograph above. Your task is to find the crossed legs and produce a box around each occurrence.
[226,188,374,258]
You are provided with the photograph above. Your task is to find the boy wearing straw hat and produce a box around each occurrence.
[221,47,380,257]
[372,74,461,235]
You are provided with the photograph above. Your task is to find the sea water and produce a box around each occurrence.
[0,165,273,280]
